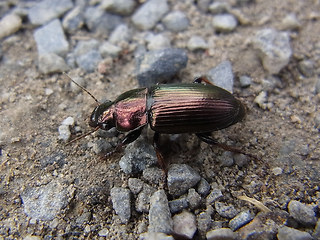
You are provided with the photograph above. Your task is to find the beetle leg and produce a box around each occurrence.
[193,76,213,85]
[153,132,168,174]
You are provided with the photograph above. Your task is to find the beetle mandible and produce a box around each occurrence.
[68,76,247,171]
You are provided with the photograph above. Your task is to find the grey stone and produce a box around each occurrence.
[0,14,22,39]
[169,197,188,214]
[76,50,102,73]
[109,24,131,45]
[92,139,112,155]
[208,2,229,14]
[298,59,314,77]
[313,218,320,239]
[139,232,174,240]
[252,28,292,74]
[132,0,169,30]
[187,188,201,209]
[207,60,234,93]
[197,0,211,12]
[228,210,254,231]
[197,211,212,233]
[110,187,131,223]
[100,0,136,15]
[206,228,237,240]
[99,42,122,58]
[21,181,71,221]
[98,228,109,237]
[279,13,301,31]
[147,34,171,50]
[136,48,188,87]
[135,184,156,213]
[62,6,84,33]
[215,202,239,219]
[84,6,123,36]
[58,124,71,141]
[288,200,317,226]
[212,14,237,32]
[206,188,223,205]
[217,151,234,167]
[148,190,173,234]
[187,36,208,51]
[173,211,197,239]
[197,178,211,196]
[162,11,189,32]
[234,153,249,167]
[119,139,157,174]
[167,164,201,196]
[38,52,69,74]
[28,0,73,25]
[128,178,144,194]
[142,167,163,185]
[34,19,69,56]
[239,75,252,88]
[277,226,313,240]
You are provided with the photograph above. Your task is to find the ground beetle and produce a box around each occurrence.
[68,75,247,170]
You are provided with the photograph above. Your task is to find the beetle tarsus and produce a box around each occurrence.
[193,76,213,85]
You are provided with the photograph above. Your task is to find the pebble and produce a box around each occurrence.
[208,2,229,14]
[279,13,301,31]
[132,0,169,30]
[287,200,317,226]
[187,36,208,51]
[316,78,320,95]
[271,167,283,176]
[0,14,22,39]
[239,75,252,88]
[109,24,131,45]
[128,178,144,194]
[187,188,201,209]
[21,181,71,221]
[100,0,136,16]
[212,14,237,33]
[99,41,122,58]
[34,19,69,57]
[233,154,249,167]
[58,124,71,141]
[135,184,156,213]
[168,197,189,214]
[215,202,239,219]
[98,228,109,237]
[206,188,223,206]
[84,6,123,36]
[217,151,234,167]
[173,211,197,239]
[136,48,188,87]
[28,0,73,25]
[228,210,254,231]
[142,167,163,185]
[207,60,234,93]
[61,116,74,126]
[252,28,292,74]
[62,6,84,33]
[92,139,112,155]
[74,40,102,72]
[110,187,131,223]
[197,178,211,196]
[147,34,171,50]
[38,52,69,74]
[277,226,313,240]
[254,91,268,109]
[40,152,66,168]
[167,164,201,196]
[206,228,237,240]
[197,0,211,12]
[139,232,174,240]
[197,210,212,233]
[162,11,189,32]
[298,59,314,77]
[313,219,320,239]
[119,139,157,174]
[148,190,173,234]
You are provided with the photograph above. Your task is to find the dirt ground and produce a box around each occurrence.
[0,0,319,239]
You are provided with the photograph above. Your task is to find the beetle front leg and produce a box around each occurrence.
[193,76,213,85]
[153,132,168,174]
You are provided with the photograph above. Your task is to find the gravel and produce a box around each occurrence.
[0,14,22,39]
[287,200,318,226]
[110,187,131,223]
[172,211,197,239]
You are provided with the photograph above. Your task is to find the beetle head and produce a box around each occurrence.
[89,100,115,130]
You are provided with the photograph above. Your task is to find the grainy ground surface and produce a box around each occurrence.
[0,0,319,239]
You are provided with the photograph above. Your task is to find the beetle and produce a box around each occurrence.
[67,75,248,171]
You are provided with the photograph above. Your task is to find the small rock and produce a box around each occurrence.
[148,190,173,234]
[132,0,169,30]
[84,6,123,36]
[38,52,69,74]
[109,24,131,45]
[139,232,174,240]
[316,78,320,94]
[208,2,229,14]
[58,124,71,141]
[298,59,314,78]
[173,211,197,239]
[187,36,208,51]
[92,139,112,155]
[119,139,157,174]
[206,188,223,206]
[271,167,283,176]
[288,200,317,226]
[98,228,109,237]
[197,178,211,196]
[313,219,320,239]
[136,48,188,87]
[207,60,234,93]
[28,0,73,25]
[197,210,212,233]
[21,181,71,221]
[254,91,268,109]
[147,34,171,50]
[187,188,201,209]
[23,235,42,240]
[169,197,188,214]
[228,210,254,231]
[167,164,201,196]
[135,184,156,213]
[128,178,144,194]
[62,6,84,33]
[99,41,122,58]
[162,11,189,32]
[100,0,136,16]
[277,226,313,240]
[252,28,292,74]
[34,19,69,56]
[110,187,131,223]
[206,228,237,240]
[142,167,164,185]
[215,202,239,219]
[217,151,234,167]
[279,13,301,31]
[197,0,211,12]
[212,14,237,33]
[239,75,252,88]
[74,39,102,72]
[233,154,249,167]
[62,116,74,126]
[0,14,22,39]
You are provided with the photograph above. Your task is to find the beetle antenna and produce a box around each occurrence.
[63,72,100,105]
[66,126,100,145]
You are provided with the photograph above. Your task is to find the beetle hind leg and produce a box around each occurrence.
[153,132,168,173]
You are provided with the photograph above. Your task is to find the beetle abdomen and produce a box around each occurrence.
[148,84,245,134]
